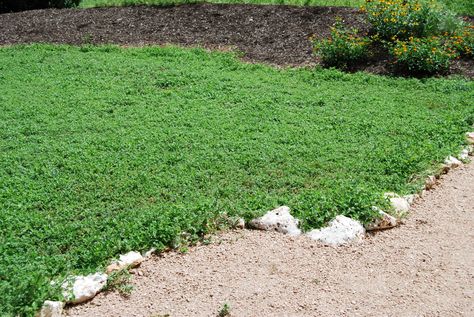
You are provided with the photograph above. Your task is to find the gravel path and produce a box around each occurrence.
[67,161,474,317]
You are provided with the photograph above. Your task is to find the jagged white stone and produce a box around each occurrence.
[306,215,365,246]
[62,273,107,304]
[390,197,410,213]
[425,175,437,190]
[235,218,245,229]
[459,148,469,160]
[365,207,398,231]
[441,163,451,174]
[106,251,145,273]
[384,192,410,213]
[144,248,156,258]
[118,251,144,267]
[249,206,301,236]
[445,156,462,168]
[39,301,64,317]
[404,194,418,205]
[468,145,474,154]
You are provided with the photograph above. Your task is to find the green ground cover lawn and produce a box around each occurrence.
[79,0,474,16]
[0,44,473,315]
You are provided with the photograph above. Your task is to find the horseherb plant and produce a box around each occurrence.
[0,45,472,315]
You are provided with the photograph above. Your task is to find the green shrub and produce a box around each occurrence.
[390,36,458,74]
[363,0,464,41]
[0,0,80,13]
[313,20,371,69]
[448,26,474,58]
[312,0,470,75]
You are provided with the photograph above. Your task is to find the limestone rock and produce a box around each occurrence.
[39,301,64,317]
[235,218,245,229]
[144,248,156,258]
[468,145,474,155]
[441,164,451,174]
[62,273,107,304]
[249,206,301,236]
[365,208,398,231]
[390,196,410,213]
[105,263,121,273]
[306,215,365,246]
[459,148,469,160]
[404,194,418,205]
[118,251,144,267]
[384,192,410,213]
[444,156,462,168]
[425,175,437,190]
[106,251,144,273]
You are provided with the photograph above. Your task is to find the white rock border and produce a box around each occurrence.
[39,131,474,314]
[38,300,64,317]
[306,215,365,246]
[106,251,145,274]
[365,207,399,231]
[248,206,301,236]
[61,272,108,304]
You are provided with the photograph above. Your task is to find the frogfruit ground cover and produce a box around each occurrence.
[0,44,473,315]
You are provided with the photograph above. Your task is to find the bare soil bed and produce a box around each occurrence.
[0,3,473,76]
[67,161,474,316]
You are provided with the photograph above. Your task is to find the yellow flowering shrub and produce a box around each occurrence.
[448,25,474,58]
[314,0,471,75]
[363,0,462,41]
[313,20,371,69]
[391,36,458,74]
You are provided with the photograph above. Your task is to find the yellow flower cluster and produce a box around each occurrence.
[363,0,432,40]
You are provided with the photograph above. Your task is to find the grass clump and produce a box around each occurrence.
[0,44,472,315]
[218,303,231,317]
[104,270,134,296]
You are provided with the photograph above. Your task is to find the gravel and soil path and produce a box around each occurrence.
[67,161,474,316]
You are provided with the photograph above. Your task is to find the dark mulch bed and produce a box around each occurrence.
[0,3,472,77]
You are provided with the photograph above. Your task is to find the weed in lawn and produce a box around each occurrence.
[218,303,231,317]
[105,269,134,296]
[81,33,94,45]
[0,44,472,315]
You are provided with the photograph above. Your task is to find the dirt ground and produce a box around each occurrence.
[66,161,474,317]
[0,4,473,76]
[0,4,363,65]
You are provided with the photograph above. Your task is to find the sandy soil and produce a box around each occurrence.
[66,161,474,317]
